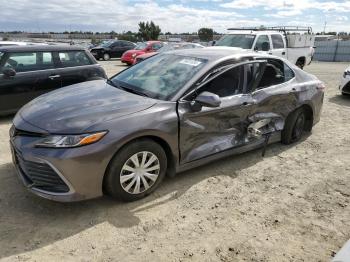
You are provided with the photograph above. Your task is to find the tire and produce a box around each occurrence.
[296,59,305,70]
[104,139,167,201]
[281,108,306,145]
[103,53,110,61]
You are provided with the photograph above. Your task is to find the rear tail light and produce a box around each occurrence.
[316,82,326,92]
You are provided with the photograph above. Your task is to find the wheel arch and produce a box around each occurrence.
[102,135,177,194]
[300,104,314,131]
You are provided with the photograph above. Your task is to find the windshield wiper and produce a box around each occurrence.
[119,85,151,98]
[107,79,151,98]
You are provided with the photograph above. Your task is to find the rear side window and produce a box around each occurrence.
[58,51,92,67]
[271,34,284,49]
[2,52,54,72]
[284,63,295,81]
[256,59,294,89]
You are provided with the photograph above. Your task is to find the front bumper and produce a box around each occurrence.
[339,74,350,94]
[9,126,112,202]
[121,56,135,64]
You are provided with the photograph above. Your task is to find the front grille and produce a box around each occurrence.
[14,151,69,193]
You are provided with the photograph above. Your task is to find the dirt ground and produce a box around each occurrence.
[0,61,349,262]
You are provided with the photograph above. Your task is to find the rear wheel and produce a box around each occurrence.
[281,108,306,145]
[103,53,110,61]
[296,58,305,69]
[104,139,167,201]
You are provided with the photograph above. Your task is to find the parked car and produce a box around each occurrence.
[0,41,47,47]
[134,42,204,64]
[121,41,164,65]
[0,45,107,115]
[339,66,350,95]
[10,48,324,202]
[215,26,315,69]
[90,40,136,61]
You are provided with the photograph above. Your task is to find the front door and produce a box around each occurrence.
[0,51,60,114]
[178,61,265,164]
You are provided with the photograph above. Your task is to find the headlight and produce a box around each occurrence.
[343,71,350,78]
[132,53,137,58]
[35,131,107,148]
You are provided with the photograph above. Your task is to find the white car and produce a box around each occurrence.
[339,66,350,95]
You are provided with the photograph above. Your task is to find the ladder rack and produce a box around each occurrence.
[227,26,313,34]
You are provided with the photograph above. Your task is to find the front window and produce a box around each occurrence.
[0,52,3,60]
[135,42,147,50]
[111,54,207,100]
[215,34,256,49]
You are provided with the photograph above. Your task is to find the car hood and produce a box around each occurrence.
[122,50,145,57]
[138,52,157,59]
[17,80,156,134]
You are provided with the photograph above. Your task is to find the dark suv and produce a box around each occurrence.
[0,45,107,116]
[90,40,136,60]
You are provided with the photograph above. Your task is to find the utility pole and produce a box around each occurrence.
[323,21,327,35]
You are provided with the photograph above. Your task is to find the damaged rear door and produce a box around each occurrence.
[248,58,298,141]
[178,60,267,164]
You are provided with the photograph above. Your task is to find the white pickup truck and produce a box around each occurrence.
[214,27,315,69]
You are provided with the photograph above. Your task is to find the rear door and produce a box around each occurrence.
[110,42,124,58]
[270,34,287,59]
[0,51,60,113]
[249,58,298,134]
[54,50,100,88]
[178,61,265,163]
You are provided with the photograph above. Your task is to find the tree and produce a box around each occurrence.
[198,28,214,42]
[138,21,161,40]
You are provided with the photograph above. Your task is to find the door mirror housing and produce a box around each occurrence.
[262,42,270,51]
[3,68,16,78]
[194,91,221,108]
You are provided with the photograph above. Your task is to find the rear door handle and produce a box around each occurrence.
[242,102,252,106]
[282,51,286,55]
[291,88,297,92]
[49,75,61,80]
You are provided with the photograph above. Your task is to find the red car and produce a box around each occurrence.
[121,41,163,65]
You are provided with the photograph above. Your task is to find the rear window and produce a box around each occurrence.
[58,51,92,67]
[272,34,284,49]
[1,52,54,72]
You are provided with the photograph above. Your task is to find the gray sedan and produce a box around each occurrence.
[10,47,325,202]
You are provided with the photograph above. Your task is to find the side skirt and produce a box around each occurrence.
[176,132,281,173]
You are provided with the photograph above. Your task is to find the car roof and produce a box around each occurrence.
[0,45,86,52]
[165,46,258,61]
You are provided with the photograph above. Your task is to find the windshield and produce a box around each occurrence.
[135,42,147,50]
[215,34,256,49]
[111,54,207,100]
[100,41,114,48]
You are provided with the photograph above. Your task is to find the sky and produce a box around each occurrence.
[0,0,349,33]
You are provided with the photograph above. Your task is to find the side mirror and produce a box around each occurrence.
[262,42,270,51]
[194,91,221,108]
[3,68,16,78]
[212,41,216,46]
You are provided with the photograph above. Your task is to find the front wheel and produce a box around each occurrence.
[104,139,167,201]
[281,108,306,145]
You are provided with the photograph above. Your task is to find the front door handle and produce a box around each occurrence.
[49,75,61,80]
[242,102,252,106]
[282,51,286,55]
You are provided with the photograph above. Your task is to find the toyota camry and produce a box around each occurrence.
[10,47,325,202]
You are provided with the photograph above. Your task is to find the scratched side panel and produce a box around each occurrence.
[178,95,254,164]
